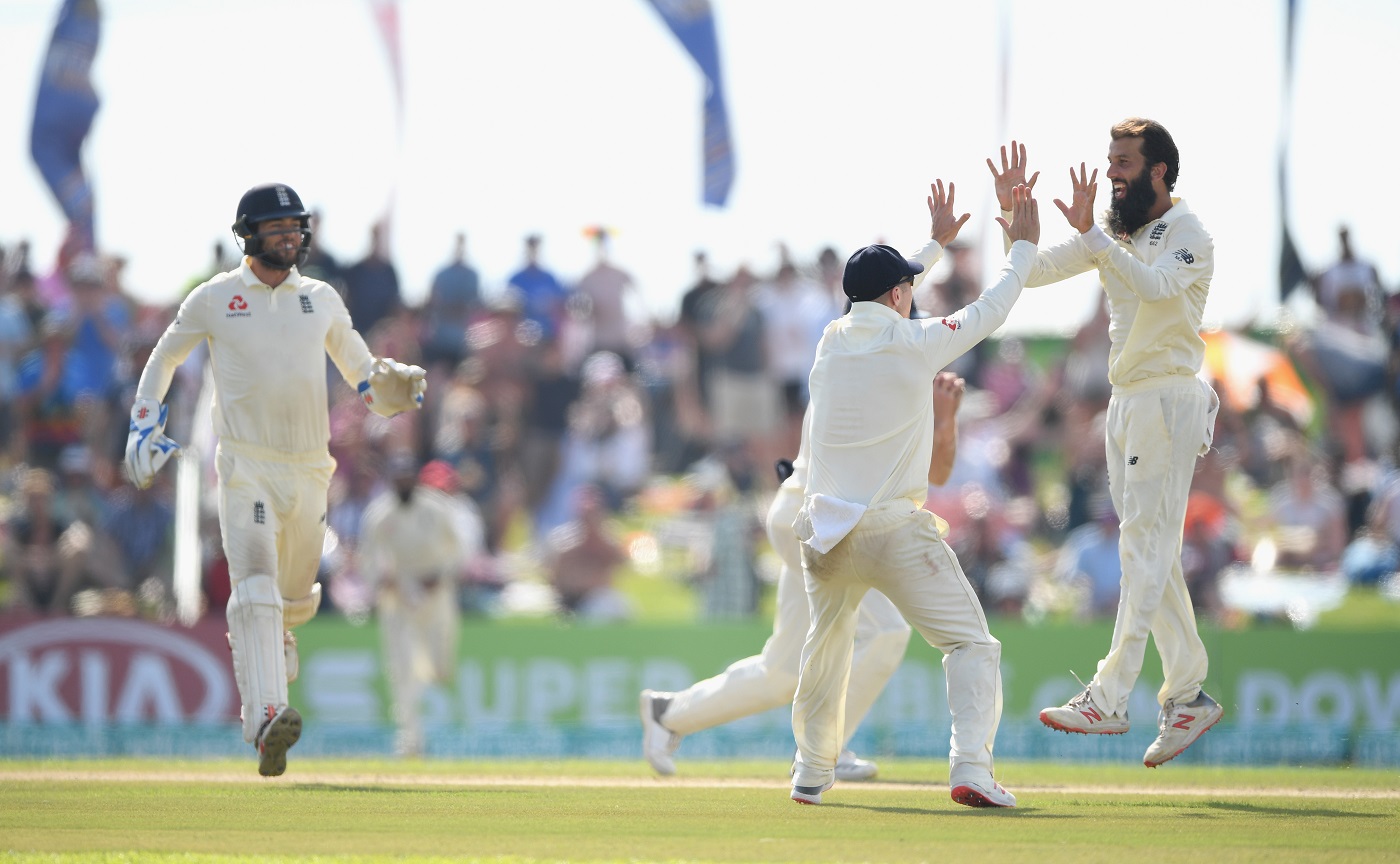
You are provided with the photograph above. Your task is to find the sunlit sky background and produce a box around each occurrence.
[2,0,1396,336]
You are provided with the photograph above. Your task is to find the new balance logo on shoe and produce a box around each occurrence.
[1040,684,1130,735]
[1172,712,1197,730]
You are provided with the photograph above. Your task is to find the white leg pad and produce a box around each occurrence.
[282,583,322,629]
[228,574,289,743]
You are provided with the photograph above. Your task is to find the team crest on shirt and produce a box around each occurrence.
[1149,222,1168,245]
[1172,248,1195,265]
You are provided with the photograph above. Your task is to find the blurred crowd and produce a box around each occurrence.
[2,219,1399,629]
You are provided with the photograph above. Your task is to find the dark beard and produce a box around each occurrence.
[1106,168,1157,236]
[395,486,415,505]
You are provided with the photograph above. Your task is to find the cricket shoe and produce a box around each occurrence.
[950,778,1017,809]
[639,689,681,776]
[284,630,299,684]
[1143,691,1223,767]
[790,779,835,805]
[1039,685,1129,735]
[790,748,879,782]
[255,705,302,777]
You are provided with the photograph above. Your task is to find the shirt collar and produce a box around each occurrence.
[239,256,303,290]
[846,301,904,323]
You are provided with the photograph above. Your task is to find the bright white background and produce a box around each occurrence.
[0,0,1395,335]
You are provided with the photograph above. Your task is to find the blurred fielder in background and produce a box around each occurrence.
[987,121,1223,767]
[641,369,964,782]
[360,451,482,757]
[124,182,426,776]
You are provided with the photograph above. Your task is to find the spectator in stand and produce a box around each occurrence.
[102,479,176,614]
[1,466,121,615]
[15,312,84,472]
[536,351,651,535]
[1290,225,1389,467]
[574,226,644,368]
[755,251,827,459]
[1054,494,1123,617]
[1341,446,1400,585]
[431,361,510,555]
[1262,440,1348,573]
[506,234,570,342]
[298,211,345,292]
[422,232,482,374]
[342,222,403,340]
[675,251,722,456]
[543,483,633,622]
[698,266,778,472]
[519,337,580,524]
[0,261,35,459]
[60,253,129,453]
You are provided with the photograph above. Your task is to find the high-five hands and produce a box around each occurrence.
[996,184,1040,246]
[927,179,971,249]
[986,141,1040,212]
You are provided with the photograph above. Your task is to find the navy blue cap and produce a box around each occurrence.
[843,244,923,302]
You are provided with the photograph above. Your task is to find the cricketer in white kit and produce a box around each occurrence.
[640,369,963,782]
[988,123,1223,767]
[124,183,426,776]
[360,453,483,756]
[789,180,1040,809]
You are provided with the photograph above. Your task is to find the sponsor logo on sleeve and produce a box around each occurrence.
[1172,248,1195,265]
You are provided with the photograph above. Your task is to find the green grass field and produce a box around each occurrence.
[2,759,1397,863]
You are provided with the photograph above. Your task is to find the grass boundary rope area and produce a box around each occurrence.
[2,759,1397,864]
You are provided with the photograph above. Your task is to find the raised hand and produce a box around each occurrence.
[927,179,971,248]
[996,184,1040,246]
[1053,162,1098,234]
[986,140,1040,211]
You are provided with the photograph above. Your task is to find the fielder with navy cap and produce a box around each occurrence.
[789,180,1040,808]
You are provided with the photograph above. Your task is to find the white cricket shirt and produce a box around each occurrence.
[803,240,1036,539]
[1020,198,1214,387]
[136,258,377,455]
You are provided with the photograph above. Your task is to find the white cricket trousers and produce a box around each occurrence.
[792,499,1002,788]
[1091,376,1217,712]
[219,441,335,741]
[378,582,459,753]
[218,441,336,607]
[662,485,911,739]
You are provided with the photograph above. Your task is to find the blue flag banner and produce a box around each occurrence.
[646,0,734,207]
[31,0,102,251]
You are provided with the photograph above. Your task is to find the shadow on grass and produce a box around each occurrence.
[822,803,1069,817]
[290,784,532,796]
[1204,801,1389,819]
